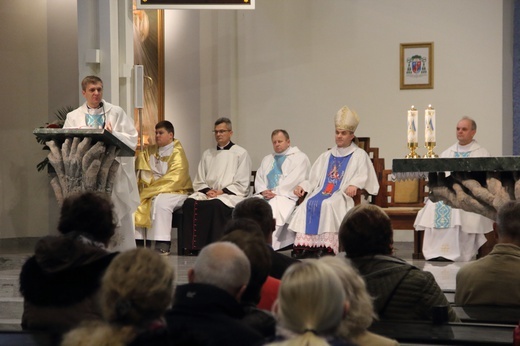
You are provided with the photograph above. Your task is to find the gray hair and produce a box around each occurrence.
[192,242,250,295]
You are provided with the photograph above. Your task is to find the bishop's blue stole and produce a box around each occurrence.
[305,154,351,235]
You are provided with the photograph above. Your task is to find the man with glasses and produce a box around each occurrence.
[181,117,252,254]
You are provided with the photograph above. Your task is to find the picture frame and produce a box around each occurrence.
[400,42,434,90]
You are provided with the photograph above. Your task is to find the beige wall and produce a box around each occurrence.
[165,0,512,170]
[0,0,513,240]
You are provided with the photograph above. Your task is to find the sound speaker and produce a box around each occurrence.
[134,65,144,108]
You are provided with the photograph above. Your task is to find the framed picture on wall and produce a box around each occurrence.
[400,42,434,90]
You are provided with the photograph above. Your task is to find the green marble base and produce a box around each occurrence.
[393,157,520,173]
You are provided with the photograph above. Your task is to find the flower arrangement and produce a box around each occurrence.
[36,106,74,171]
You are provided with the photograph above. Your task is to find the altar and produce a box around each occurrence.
[392,156,520,221]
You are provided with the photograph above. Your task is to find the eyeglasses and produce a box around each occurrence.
[213,130,230,134]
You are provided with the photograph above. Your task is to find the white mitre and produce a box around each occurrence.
[335,106,360,132]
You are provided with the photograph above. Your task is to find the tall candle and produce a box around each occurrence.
[425,104,435,143]
[407,106,418,144]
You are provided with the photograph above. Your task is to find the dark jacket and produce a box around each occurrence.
[165,283,265,346]
[350,255,459,322]
[19,234,117,332]
[241,302,276,339]
[268,246,299,279]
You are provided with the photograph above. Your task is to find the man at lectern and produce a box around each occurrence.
[63,75,140,252]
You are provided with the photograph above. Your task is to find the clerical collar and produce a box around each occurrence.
[275,147,291,156]
[217,141,234,150]
[87,104,103,109]
[457,140,475,152]
[159,141,174,154]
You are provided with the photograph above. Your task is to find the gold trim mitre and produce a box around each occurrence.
[335,106,359,132]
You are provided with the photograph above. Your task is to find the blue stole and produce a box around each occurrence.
[85,113,105,128]
[433,151,471,228]
[266,155,287,190]
[305,154,351,235]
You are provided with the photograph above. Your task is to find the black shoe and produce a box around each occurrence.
[317,247,335,258]
[155,241,171,256]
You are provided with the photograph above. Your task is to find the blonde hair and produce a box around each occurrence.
[101,248,175,325]
[319,256,377,338]
[269,260,346,346]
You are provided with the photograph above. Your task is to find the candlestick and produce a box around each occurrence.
[406,105,419,158]
[424,104,438,158]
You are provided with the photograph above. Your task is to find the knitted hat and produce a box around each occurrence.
[335,106,359,132]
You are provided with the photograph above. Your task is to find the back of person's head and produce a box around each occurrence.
[101,248,175,326]
[190,242,251,298]
[221,219,272,304]
[272,260,346,346]
[496,200,520,243]
[155,120,174,134]
[319,256,376,339]
[339,204,393,258]
[232,198,274,241]
[58,192,116,246]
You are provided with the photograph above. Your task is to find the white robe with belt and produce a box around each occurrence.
[189,144,252,207]
[63,100,140,251]
[255,146,311,250]
[288,143,379,252]
[414,140,494,261]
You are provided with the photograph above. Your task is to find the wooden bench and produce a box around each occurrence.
[369,320,516,345]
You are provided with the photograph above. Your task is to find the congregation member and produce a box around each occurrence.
[165,242,264,345]
[320,256,399,346]
[414,116,494,261]
[181,117,252,253]
[233,198,300,279]
[222,220,277,339]
[267,260,356,346]
[19,192,118,332]
[61,248,174,346]
[255,129,311,250]
[289,106,379,258]
[455,200,520,306]
[134,120,193,255]
[63,75,140,251]
[340,204,459,322]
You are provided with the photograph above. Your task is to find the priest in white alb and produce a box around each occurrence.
[181,117,252,253]
[288,106,379,258]
[255,129,311,250]
[414,116,494,261]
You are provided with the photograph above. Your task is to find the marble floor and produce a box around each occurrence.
[0,239,468,332]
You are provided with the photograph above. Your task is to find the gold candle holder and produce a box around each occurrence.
[424,141,438,158]
[405,142,420,158]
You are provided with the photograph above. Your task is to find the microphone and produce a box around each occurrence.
[100,102,106,129]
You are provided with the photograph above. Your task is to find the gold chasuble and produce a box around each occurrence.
[135,139,193,228]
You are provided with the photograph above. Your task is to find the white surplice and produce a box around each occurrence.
[288,143,379,253]
[189,144,252,207]
[63,100,140,252]
[254,146,311,250]
[414,140,494,261]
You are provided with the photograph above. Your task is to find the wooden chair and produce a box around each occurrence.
[380,168,428,259]
[355,137,385,206]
